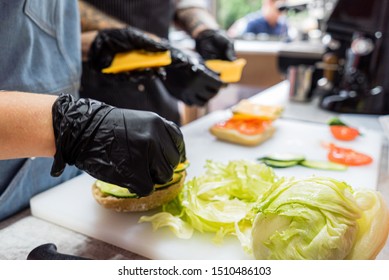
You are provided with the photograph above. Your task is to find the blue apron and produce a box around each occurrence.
[0,0,82,221]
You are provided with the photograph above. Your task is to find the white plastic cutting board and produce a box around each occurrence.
[30,112,383,260]
[182,111,383,190]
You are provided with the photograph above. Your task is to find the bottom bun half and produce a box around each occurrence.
[209,125,276,146]
[92,172,186,212]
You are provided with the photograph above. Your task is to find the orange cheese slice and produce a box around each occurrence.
[102,50,172,74]
[205,58,247,83]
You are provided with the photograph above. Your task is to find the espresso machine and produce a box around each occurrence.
[318,0,389,114]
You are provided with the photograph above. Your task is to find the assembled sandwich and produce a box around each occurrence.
[92,161,189,212]
[209,99,283,146]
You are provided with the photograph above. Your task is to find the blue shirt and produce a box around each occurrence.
[0,0,82,221]
[0,0,81,95]
[245,15,288,36]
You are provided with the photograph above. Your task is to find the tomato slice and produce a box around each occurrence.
[215,116,271,135]
[330,125,360,141]
[327,144,372,166]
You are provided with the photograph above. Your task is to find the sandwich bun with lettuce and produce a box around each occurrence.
[92,161,189,212]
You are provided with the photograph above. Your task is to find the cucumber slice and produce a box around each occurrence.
[261,159,300,168]
[96,181,138,198]
[258,153,305,162]
[155,172,183,189]
[96,173,183,198]
[300,160,347,171]
[174,160,190,173]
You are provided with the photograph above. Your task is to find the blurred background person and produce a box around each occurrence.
[228,0,288,39]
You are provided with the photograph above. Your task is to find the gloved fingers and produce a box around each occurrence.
[197,44,219,61]
[214,34,236,61]
[195,29,236,61]
[98,28,168,53]
[102,29,133,52]
[205,85,220,95]
[200,44,235,62]
[88,28,168,70]
[167,47,191,67]
[88,29,128,70]
[144,122,178,185]
[122,167,155,197]
[97,155,155,197]
[149,151,175,185]
[126,27,168,53]
[224,45,237,61]
[195,90,217,105]
[131,124,179,187]
[163,120,186,163]
[199,76,223,93]
[191,95,208,107]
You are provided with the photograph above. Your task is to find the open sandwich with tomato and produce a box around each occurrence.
[209,99,283,146]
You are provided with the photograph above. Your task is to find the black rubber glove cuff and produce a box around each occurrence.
[51,94,114,177]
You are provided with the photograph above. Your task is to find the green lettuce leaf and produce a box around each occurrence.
[346,190,389,259]
[139,160,389,259]
[139,160,277,243]
[251,176,389,260]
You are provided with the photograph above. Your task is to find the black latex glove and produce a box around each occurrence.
[162,45,223,106]
[195,29,236,61]
[51,94,186,197]
[88,27,168,70]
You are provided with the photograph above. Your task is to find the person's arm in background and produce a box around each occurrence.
[174,5,219,38]
[174,0,236,61]
[79,0,127,32]
[78,1,164,61]
[0,91,56,159]
[77,0,223,108]
[78,0,127,60]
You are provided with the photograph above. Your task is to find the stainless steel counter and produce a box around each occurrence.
[1,81,388,260]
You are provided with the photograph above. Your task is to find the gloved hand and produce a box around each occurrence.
[162,45,224,106]
[195,29,236,61]
[88,27,168,70]
[51,94,186,197]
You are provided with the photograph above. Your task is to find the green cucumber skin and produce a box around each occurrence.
[258,153,305,163]
[98,172,184,198]
[261,159,300,168]
[174,161,190,173]
[258,155,347,171]
[300,160,347,171]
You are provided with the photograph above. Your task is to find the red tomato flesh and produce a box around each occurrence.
[327,144,372,166]
[330,125,360,141]
[215,117,271,135]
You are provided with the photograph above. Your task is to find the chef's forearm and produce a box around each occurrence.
[78,0,126,32]
[81,30,98,61]
[78,1,127,60]
[0,91,57,159]
[175,7,219,38]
